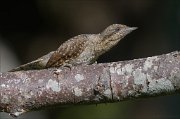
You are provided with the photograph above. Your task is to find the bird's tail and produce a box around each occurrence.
[9,51,54,72]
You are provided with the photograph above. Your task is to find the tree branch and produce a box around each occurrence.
[0,51,180,117]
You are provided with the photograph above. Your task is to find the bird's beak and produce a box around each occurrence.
[127,27,138,31]
[123,26,137,35]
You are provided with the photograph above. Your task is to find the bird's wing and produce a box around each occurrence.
[46,35,88,67]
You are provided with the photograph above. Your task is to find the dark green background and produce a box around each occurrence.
[0,0,180,119]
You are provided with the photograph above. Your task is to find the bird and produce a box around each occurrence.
[10,24,137,72]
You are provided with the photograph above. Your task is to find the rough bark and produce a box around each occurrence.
[0,51,180,117]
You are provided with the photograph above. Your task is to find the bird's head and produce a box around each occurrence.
[95,24,137,54]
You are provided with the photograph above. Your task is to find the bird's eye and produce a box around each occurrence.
[115,28,120,32]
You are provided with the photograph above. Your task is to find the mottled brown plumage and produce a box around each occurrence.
[10,24,137,72]
[46,35,88,67]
